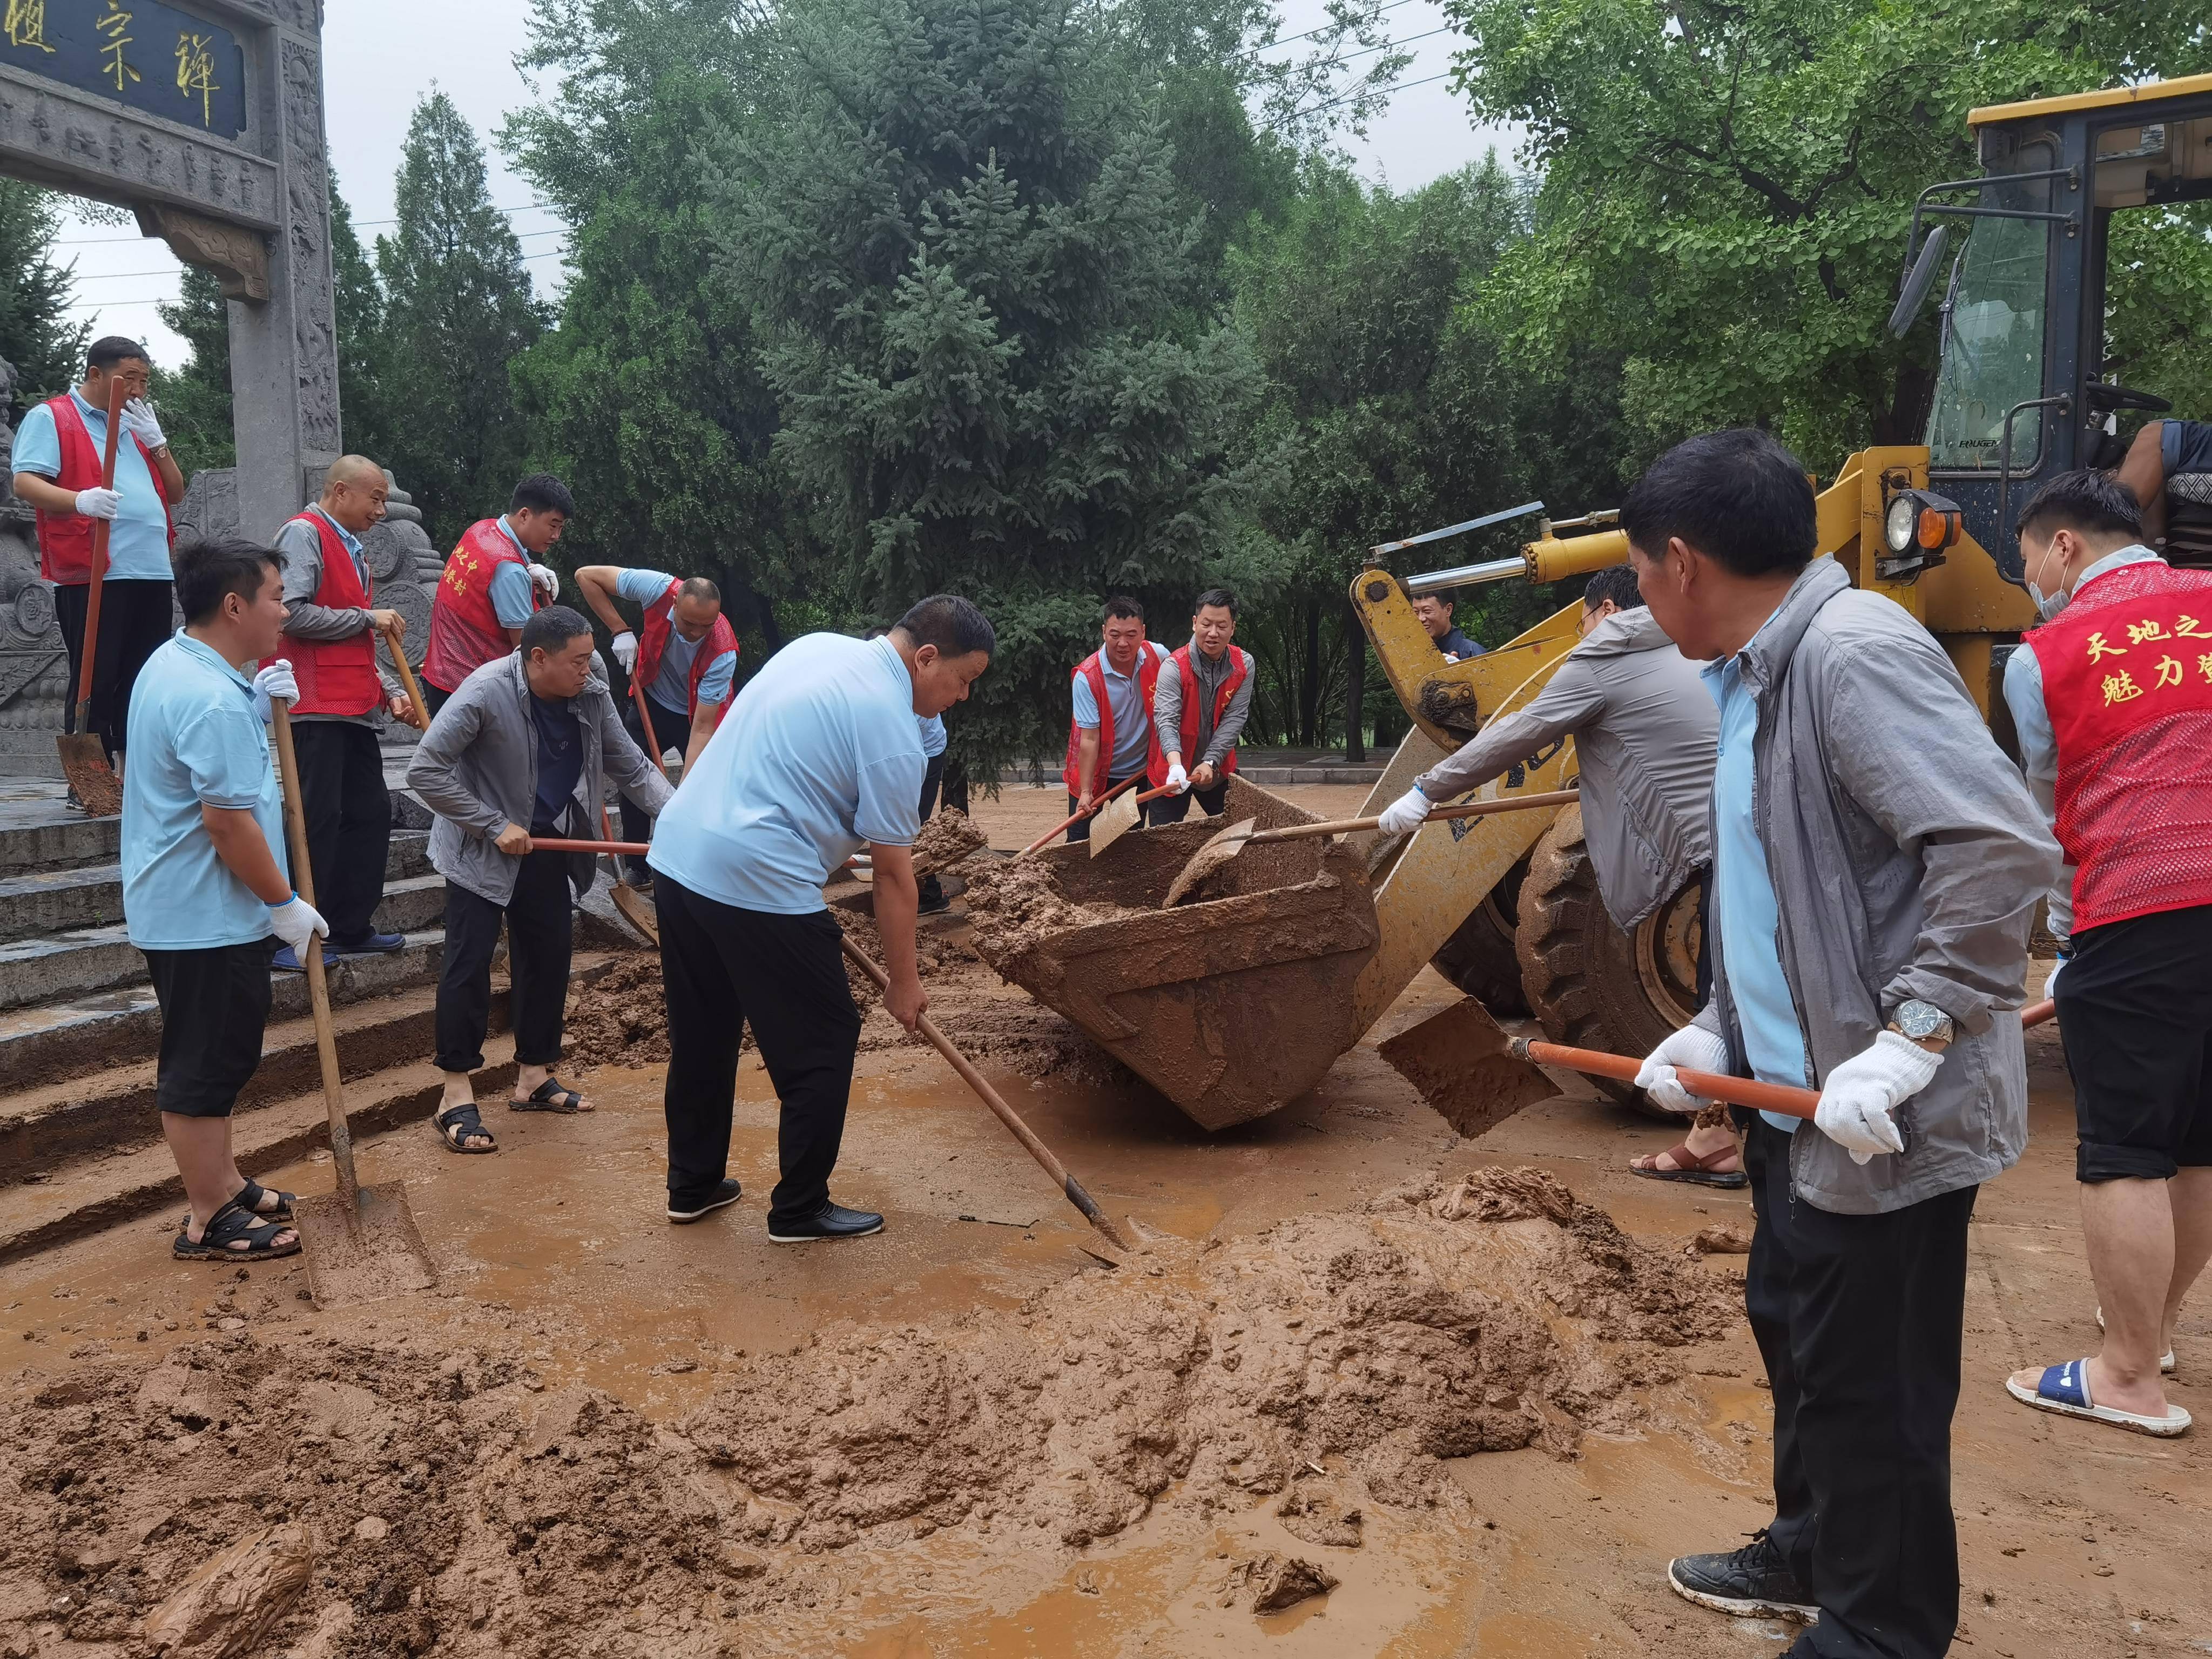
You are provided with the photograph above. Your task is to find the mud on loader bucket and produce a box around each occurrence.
[971,777,1380,1131]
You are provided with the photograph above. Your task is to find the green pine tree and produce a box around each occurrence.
[376,91,547,546]
[0,183,90,402]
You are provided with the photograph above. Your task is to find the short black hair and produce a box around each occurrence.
[510,473,575,517]
[1103,596,1143,623]
[1414,591,1455,610]
[2016,469,2145,543]
[1620,428,1818,578]
[1193,587,1237,618]
[521,604,593,657]
[86,336,149,374]
[1582,565,1646,612]
[895,595,995,658]
[678,576,721,605]
[176,536,283,624]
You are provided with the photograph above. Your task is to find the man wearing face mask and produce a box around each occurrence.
[2001,470,2212,1439]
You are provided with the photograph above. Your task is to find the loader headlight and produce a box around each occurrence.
[1883,489,1963,557]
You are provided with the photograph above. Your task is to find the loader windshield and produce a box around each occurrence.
[1926,154,2056,471]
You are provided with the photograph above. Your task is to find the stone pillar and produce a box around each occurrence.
[225,3,340,541]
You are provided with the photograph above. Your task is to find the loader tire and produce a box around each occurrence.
[1429,849,1533,1016]
[1514,806,1704,1120]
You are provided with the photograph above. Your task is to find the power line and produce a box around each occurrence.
[1241,0,1421,61]
[1264,66,1453,131]
[56,199,561,244]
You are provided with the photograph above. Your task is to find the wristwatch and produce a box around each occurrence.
[1889,999,1955,1046]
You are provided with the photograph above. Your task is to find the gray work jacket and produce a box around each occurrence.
[406,652,672,906]
[1689,559,2061,1215]
[1415,608,1715,929]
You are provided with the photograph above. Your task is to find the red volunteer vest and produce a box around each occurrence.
[2026,558,2212,932]
[269,511,381,717]
[1061,642,1166,795]
[1147,644,1250,787]
[32,393,174,584]
[423,518,535,693]
[634,577,740,727]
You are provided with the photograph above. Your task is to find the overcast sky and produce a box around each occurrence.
[55,0,1520,372]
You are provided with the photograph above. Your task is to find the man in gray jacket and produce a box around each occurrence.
[1374,563,1738,1185]
[1623,430,2059,1658]
[406,606,670,1152]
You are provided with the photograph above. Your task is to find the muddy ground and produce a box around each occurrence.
[1,784,2206,1657]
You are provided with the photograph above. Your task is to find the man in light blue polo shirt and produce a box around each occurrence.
[648,595,993,1242]
[12,337,189,767]
[123,536,331,1264]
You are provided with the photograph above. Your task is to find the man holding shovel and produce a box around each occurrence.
[646,596,992,1239]
[267,456,422,969]
[1623,429,2058,1658]
[1373,564,1738,1186]
[1064,597,1169,842]
[407,606,670,1152]
[13,336,185,773]
[1151,589,1256,824]
[123,536,326,1261]
[420,474,572,715]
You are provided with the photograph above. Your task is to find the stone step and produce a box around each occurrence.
[0,869,449,1013]
[0,831,434,945]
[0,804,119,879]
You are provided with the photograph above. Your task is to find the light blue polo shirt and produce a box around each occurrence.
[121,633,287,950]
[12,392,173,581]
[648,632,925,914]
[488,517,538,628]
[1070,643,1163,777]
[919,713,947,758]
[1703,636,1811,1134]
[615,567,737,709]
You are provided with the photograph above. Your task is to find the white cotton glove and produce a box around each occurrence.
[529,562,559,602]
[1377,786,1433,837]
[73,487,121,520]
[1164,760,1189,795]
[2044,956,2066,997]
[1813,1030,1942,1164]
[250,660,298,725]
[268,894,328,953]
[1634,1021,1734,1115]
[611,630,638,673]
[120,397,166,450]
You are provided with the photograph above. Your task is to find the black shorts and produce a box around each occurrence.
[2056,902,2212,1182]
[145,939,275,1118]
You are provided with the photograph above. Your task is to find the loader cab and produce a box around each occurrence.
[1898,73,2212,579]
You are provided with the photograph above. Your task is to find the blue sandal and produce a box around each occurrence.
[2005,1358,2191,1438]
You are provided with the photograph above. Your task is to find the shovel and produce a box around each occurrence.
[1162,787,1583,907]
[379,620,431,730]
[269,703,438,1307]
[1017,774,1139,857]
[55,377,130,818]
[839,935,1134,1255]
[1088,783,1178,857]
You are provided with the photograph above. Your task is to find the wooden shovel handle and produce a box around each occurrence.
[379,622,431,729]
[527,837,651,855]
[72,378,129,712]
[1020,773,1142,856]
[630,676,666,779]
[1246,787,1582,847]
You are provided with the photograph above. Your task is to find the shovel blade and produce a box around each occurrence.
[1161,816,1258,907]
[1378,996,1557,1138]
[293,1182,437,1309]
[1087,787,1144,856]
[57,734,122,818]
[611,882,659,945]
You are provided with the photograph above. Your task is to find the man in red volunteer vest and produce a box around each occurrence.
[1062,596,1168,842]
[267,456,424,967]
[2002,470,2212,1440]
[10,336,186,774]
[1149,587,1256,824]
[575,562,740,886]
[421,474,572,714]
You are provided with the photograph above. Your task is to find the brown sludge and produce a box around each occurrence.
[961,855,1151,954]
[1222,1551,1338,1613]
[0,1171,1731,1655]
[908,806,988,873]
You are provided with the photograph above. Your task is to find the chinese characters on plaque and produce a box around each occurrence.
[2,0,246,139]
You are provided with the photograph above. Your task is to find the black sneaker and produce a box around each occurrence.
[1667,1531,1818,1621]
[625,869,655,895]
[667,1178,742,1224]
[767,1202,885,1244]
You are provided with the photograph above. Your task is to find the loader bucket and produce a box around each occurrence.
[967,777,1379,1131]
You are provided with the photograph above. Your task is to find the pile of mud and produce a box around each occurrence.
[559,952,677,1069]
[909,807,988,873]
[0,1171,1731,1655]
[962,857,1150,957]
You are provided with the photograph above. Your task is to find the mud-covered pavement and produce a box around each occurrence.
[2,786,2207,1656]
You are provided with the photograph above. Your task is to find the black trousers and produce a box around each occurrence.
[56,577,173,761]
[657,874,861,1224]
[1741,1114,1976,1659]
[2056,901,2212,1182]
[289,721,391,946]
[619,689,687,879]
[423,681,451,719]
[1147,778,1228,824]
[434,852,573,1074]
[146,940,274,1117]
[1063,771,1146,842]
[918,753,946,905]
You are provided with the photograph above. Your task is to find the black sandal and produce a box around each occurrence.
[433,1101,498,1153]
[173,1197,301,1262]
[177,1177,295,1229]
[510,1076,589,1113]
